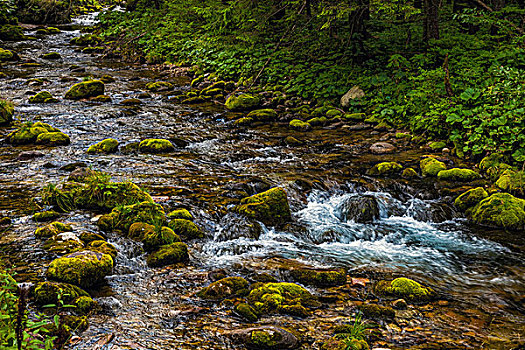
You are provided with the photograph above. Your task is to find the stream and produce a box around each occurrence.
[1,11,524,350]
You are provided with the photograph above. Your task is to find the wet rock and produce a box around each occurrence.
[138,138,175,153]
[142,226,180,251]
[235,303,258,322]
[0,48,15,62]
[289,267,347,287]
[168,219,204,239]
[146,242,189,267]
[33,210,60,222]
[32,281,89,306]
[234,187,291,226]
[70,34,101,46]
[167,209,193,221]
[336,195,380,223]
[46,250,114,289]
[392,298,407,309]
[428,141,446,151]
[6,122,60,145]
[87,138,119,154]
[0,216,11,226]
[369,142,395,154]
[289,119,311,131]
[229,326,299,349]
[420,157,447,177]
[374,277,435,302]
[67,166,96,182]
[410,202,455,223]
[99,74,115,83]
[35,131,70,146]
[146,81,173,92]
[0,98,13,125]
[121,98,142,106]
[29,91,59,103]
[341,85,365,108]
[98,201,165,233]
[0,24,25,41]
[87,240,118,259]
[18,151,45,160]
[401,167,418,179]
[197,276,249,300]
[35,221,72,238]
[41,52,61,60]
[321,336,369,350]
[215,213,262,241]
[208,269,227,281]
[79,231,105,244]
[65,80,105,100]
[437,168,480,181]
[247,109,278,121]
[284,136,303,146]
[368,162,402,176]
[128,222,155,240]
[471,192,525,230]
[495,169,525,195]
[225,93,260,111]
[91,94,112,102]
[454,187,488,212]
[358,303,395,319]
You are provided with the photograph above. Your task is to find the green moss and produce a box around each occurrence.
[35,132,70,146]
[32,281,89,306]
[374,277,435,302]
[128,222,155,240]
[167,209,193,221]
[87,240,118,259]
[201,88,223,96]
[191,76,204,87]
[33,210,60,222]
[437,168,480,181]
[0,99,14,125]
[99,74,115,83]
[368,162,402,176]
[429,141,446,150]
[326,109,343,118]
[168,219,203,239]
[454,187,488,212]
[138,139,175,153]
[358,303,395,318]
[0,25,25,41]
[290,268,346,287]
[247,282,320,317]
[234,187,291,226]
[74,295,97,315]
[181,96,206,104]
[142,226,180,251]
[197,276,249,300]
[471,193,525,230]
[46,250,114,289]
[420,157,447,177]
[98,201,165,233]
[146,242,189,267]
[42,52,61,59]
[46,27,61,34]
[145,81,173,92]
[79,231,105,244]
[65,80,105,100]
[35,221,72,238]
[6,122,60,145]
[62,315,89,332]
[246,109,278,121]
[235,303,258,322]
[69,34,101,46]
[225,93,260,111]
[479,153,506,173]
[289,119,311,131]
[29,91,53,103]
[87,138,119,154]
[0,48,14,61]
[234,117,254,126]
[402,167,418,178]
[495,169,525,195]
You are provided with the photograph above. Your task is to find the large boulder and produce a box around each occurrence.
[138,139,175,153]
[146,242,189,267]
[225,94,260,111]
[46,250,113,289]
[98,201,165,233]
[6,122,61,145]
[234,187,291,226]
[454,187,488,212]
[336,195,380,223]
[471,193,525,230]
[65,80,105,100]
[167,219,204,239]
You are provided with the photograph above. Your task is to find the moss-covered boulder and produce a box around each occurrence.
[146,242,189,267]
[368,162,402,176]
[65,80,105,100]
[428,141,446,151]
[471,193,525,230]
[35,131,70,146]
[402,167,418,179]
[495,169,525,195]
[87,240,118,259]
[0,48,14,61]
[69,34,101,46]
[289,119,311,131]
[145,81,173,92]
[374,277,435,302]
[138,139,175,153]
[246,109,278,121]
[79,231,105,244]
[479,153,507,173]
[289,267,347,287]
[128,222,155,240]
[35,221,73,238]
[420,157,447,177]
[235,303,258,322]
[358,303,395,319]
[46,250,114,289]
[74,295,97,315]
[234,187,291,226]
[454,187,488,212]
[6,122,60,145]
[87,138,119,154]
[32,281,89,306]
[437,168,480,182]
[98,201,165,233]
[225,94,260,111]
[167,209,193,221]
[142,226,180,251]
[247,282,320,317]
[234,117,254,126]
[197,276,249,300]
[33,210,60,222]
[230,327,299,350]
[167,219,203,239]
[91,95,111,103]
[28,91,58,103]
[0,99,14,125]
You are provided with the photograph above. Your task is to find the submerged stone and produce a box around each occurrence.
[234,187,291,226]
[197,276,249,300]
[337,195,379,223]
[41,52,61,59]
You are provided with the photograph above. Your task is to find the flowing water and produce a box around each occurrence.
[0,12,524,349]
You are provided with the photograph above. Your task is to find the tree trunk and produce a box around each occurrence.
[423,0,440,41]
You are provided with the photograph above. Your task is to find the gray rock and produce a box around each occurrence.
[370,142,396,154]
[340,85,365,108]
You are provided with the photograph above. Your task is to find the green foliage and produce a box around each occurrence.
[334,312,371,349]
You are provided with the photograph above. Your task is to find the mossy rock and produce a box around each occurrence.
[35,221,73,238]
[307,117,328,126]
[495,169,525,195]
[6,122,59,145]
[146,242,189,267]
[201,88,223,96]
[337,195,379,223]
[244,327,299,349]
[235,303,258,322]
[42,52,61,59]
[91,95,112,103]
[374,277,435,302]
[225,94,260,111]
[43,235,84,255]
[454,187,488,212]
[289,267,346,287]
[289,119,311,131]
[46,27,61,34]
[99,74,115,83]
[0,48,14,61]
[402,167,418,179]
[87,240,118,259]
[79,231,105,244]
[321,337,369,350]
[138,139,175,154]
[32,281,89,306]
[128,222,155,240]
[74,295,97,315]
[167,209,193,221]
[167,219,203,239]
[368,162,402,176]
[46,250,114,289]
[234,117,254,126]
[65,80,105,100]
[358,303,395,319]
[420,157,447,177]
[197,276,249,300]
[142,226,180,251]
[234,187,291,226]
[35,132,70,146]
[428,141,447,150]
[29,91,57,103]
[181,96,206,104]
[87,138,119,154]
[471,193,525,230]
[98,201,165,233]
[0,99,14,125]
[145,81,173,92]
[247,109,277,121]
[33,210,60,222]
[437,168,480,182]
[0,25,25,41]
[69,34,101,46]
[247,282,320,317]
[479,153,507,173]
